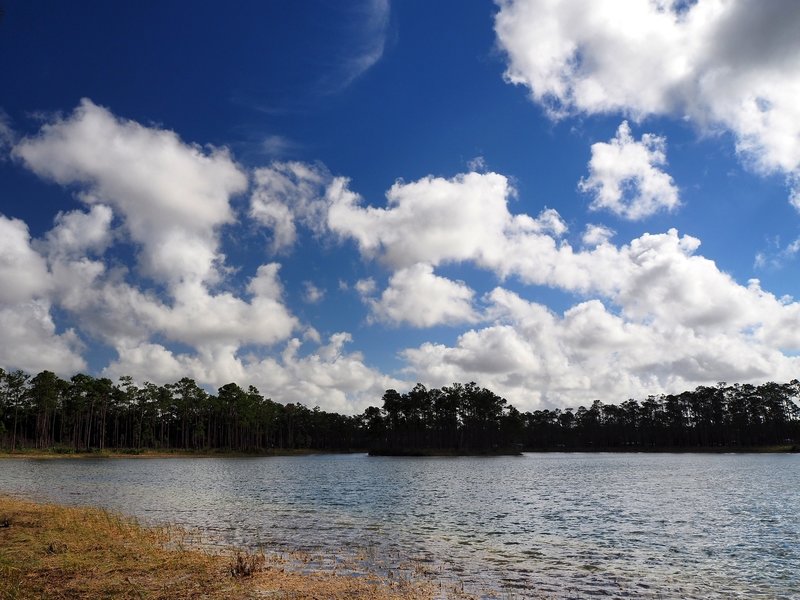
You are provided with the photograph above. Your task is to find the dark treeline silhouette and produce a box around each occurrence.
[1,368,799,453]
[369,381,800,452]
[0,369,363,452]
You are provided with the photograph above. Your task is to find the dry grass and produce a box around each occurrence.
[0,495,439,599]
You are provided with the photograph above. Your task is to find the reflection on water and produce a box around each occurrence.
[2,453,799,598]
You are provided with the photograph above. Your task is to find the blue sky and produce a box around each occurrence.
[2,0,800,413]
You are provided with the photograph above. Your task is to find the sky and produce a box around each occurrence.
[2,0,800,414]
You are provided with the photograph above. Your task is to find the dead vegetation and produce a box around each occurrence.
[0,495,441,599]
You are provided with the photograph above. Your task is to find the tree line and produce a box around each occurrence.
[1,368,798,453]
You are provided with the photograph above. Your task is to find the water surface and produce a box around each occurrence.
[1,453,798,598]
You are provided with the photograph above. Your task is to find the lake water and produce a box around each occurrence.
[1,453,798,599]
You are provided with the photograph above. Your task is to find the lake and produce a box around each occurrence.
[1,453,798,598]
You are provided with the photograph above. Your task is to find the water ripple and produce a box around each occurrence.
[1,453,799,598]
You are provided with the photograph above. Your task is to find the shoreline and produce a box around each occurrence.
[0,494,441,599]
[0,448,362,459]
[1,443,796,459]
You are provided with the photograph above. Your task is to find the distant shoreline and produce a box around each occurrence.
[0,448,359,459]
[1,444,797,459]
[523,444,800,454]
[369,448,523,457]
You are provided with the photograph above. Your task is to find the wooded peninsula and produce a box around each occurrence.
[1,368,798,454]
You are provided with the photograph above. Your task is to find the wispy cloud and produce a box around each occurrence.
[0,110,14,158]
[261,135,302,158]
[316,0,391,95]
[231,0,391,114]
[755,235,800,271]
[303,281,325,304]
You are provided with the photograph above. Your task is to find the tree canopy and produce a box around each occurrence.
[1,368,798,453]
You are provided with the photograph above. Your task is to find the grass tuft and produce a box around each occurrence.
[229,550,266,577]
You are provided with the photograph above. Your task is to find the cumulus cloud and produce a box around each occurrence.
[327,171,567,269]
[9,100,299,371]
[3,102,405,413]
[495,0,800,194]
[361,263,479,327]
[0,214,85,374]
[44,204,114,258]
[48,258,298,353]
[0,301,86,375]
[579,121,680,219]
[320,166,800,408]
[582,223,615,247]
[324,167,800,341]
[403,287,800,411]
[8,99,800,413]
[104,333,404,413]
[250,161,330,252]
[0,215,52,304]
[14,98,248,285]
[355,278,377,296]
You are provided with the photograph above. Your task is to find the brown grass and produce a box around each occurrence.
[0,495,441,599]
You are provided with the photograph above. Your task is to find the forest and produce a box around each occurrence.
[0,368,798,453]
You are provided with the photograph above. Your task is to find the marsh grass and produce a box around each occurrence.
[0,495,243,599]
[230,549,266,577]
[0,495,447,599]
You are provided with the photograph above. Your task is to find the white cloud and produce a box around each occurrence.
[0,111,14,157]
[579,121,680,219]
[355,277,377,296]
[582,223,614,247]
[467,155,487,172]
[362,263,479,327]
[321,0,391,94]
[0,301,86,375]
[44,204,114,258]
[0,214,86,375]
[323,168,800,339]
[303,327,322,344]
[14,98,248,285]
[755,235,800,271]
[495,0,800,191]
[0,215,51,304]
[9,100,800,413]
[250,161,330,252]
[321,167,800,408]
[48,260,298,352]
[790,175,800,212]
[11,101,298,362]
[104,333,404,414]
[261,135,301,158]
[303,281,325,304]
[3,104,391,407]
[2,105,445,409]
[403,287,800,411]
[327,171,566,269]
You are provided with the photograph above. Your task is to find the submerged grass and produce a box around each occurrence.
[0,495,441,599]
